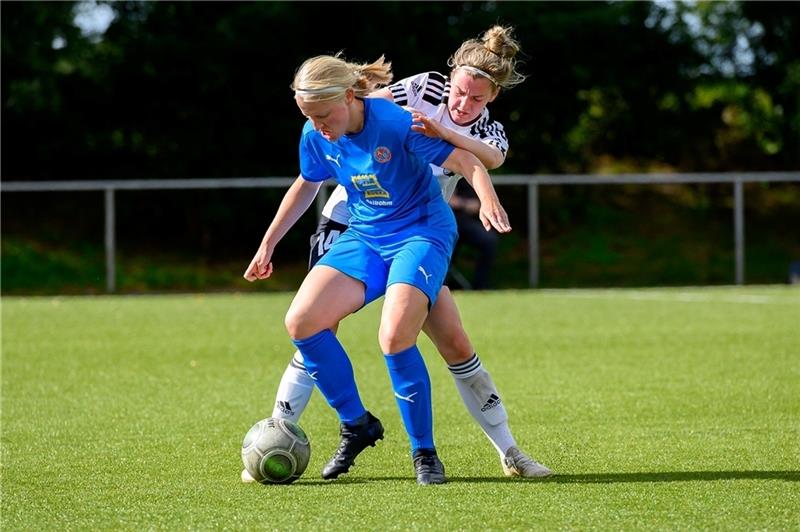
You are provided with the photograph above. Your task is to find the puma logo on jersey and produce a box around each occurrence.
[394,391,418,403]
[307,371,319,381]
[325,154,342,167]
[418,266,433,284]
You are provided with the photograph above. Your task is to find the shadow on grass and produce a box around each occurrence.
[531,471,800,484]
[293,470,799,485]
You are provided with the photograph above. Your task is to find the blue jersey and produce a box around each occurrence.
[299,98,456,248]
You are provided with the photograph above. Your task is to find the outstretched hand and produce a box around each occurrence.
[243,245,274,281]
[479,201,512,233]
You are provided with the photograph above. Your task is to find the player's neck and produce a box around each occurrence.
[345,98,365,135]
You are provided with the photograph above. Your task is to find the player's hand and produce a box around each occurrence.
[411,112,450,141]
[479,201,511,233]
[244,245,274,281]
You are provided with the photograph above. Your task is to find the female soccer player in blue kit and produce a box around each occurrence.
[244,53,510,484]
[256,26,553,482]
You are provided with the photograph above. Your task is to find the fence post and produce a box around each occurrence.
[105,188,116,293]
[528,182,539,287]
[734,179,745,285]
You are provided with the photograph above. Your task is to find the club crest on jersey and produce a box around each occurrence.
[374,146,392,163]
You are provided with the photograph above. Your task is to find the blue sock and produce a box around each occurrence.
[384,345,434,453]
[292,330,366,424]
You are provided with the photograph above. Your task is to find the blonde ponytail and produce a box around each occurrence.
[292,53,393,102]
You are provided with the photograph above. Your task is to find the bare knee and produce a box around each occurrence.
[286,304,343,340]
[285,306,317,340]
[284,307,304,340]
[378,322,416,354]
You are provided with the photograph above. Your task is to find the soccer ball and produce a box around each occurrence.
[241,417,311,484]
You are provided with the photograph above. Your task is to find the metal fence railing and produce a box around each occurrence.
[4,172,799,292]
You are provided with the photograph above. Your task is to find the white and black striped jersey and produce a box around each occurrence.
[322,71,509,225]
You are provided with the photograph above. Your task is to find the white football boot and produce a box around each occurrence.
[502,446,553,478]
[241,469,256,483]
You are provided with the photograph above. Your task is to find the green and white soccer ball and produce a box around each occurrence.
[241,417,311,484]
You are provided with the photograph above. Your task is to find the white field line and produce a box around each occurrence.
[539,289,800,305]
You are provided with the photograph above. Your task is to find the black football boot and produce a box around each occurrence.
[321,412,384,480]
[412,448,446,485]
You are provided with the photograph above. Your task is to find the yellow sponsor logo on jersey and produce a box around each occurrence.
[351,174,390,199]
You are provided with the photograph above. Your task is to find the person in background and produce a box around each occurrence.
[448,178,500,290]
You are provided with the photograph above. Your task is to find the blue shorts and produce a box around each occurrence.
[316,231,452,307]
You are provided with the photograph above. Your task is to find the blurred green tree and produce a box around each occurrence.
[2,1,798,292]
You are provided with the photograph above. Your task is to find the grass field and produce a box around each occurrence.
[2,287,799,530]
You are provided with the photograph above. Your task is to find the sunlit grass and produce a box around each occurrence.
[2,287,798,529]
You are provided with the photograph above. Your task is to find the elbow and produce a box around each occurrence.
[448,148,493,175]
[484,158,502,171]
[446,148,469,175]
[458,149,483,170]
[456,147,503,172]
[484,151,505,171]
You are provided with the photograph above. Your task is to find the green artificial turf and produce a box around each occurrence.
[2,287,798,529]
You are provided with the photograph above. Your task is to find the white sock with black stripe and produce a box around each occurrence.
[271,351,315,423]
[448,353,516,457]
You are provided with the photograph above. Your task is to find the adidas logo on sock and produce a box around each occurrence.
[480,393,502,412]
[276,400,294,415]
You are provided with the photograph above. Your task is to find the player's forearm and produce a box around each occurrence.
[442,132,504,170]
[464,166,500,207]
[444,149,500,205]
[443,148,510,233]
[260,176,322,251]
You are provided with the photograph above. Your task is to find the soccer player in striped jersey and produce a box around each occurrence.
[263,26,553,480]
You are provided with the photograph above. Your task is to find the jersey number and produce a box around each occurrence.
[317,229,341,256]
[351,174,390,199]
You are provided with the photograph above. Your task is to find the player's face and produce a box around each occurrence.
[296,96,351,142]
[448,69,498,125]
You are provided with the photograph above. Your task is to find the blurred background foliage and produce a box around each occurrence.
[2,1,799,293]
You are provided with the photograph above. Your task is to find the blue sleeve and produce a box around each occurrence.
[405,129,456,168]
[298,125,331,182]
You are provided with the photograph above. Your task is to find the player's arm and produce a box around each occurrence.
[369,75,507,166]
[411,112,505,170]
[244,175,323,281]
[440,148,510,233]
[372,79,505,169]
